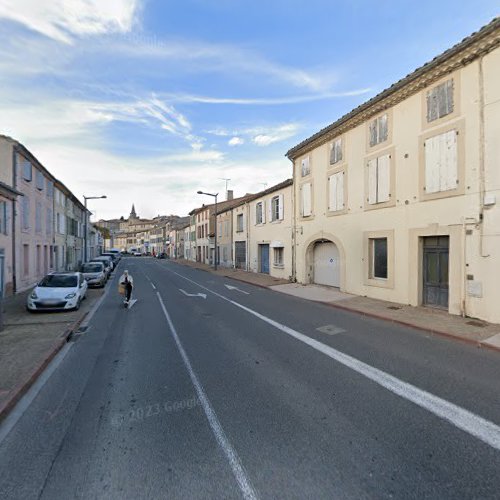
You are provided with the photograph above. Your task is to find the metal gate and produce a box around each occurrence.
[259,244,270,274]
[313,241,340,287]
[423,236,449,309]
[235,241,246,269]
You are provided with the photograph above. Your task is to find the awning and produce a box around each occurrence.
[270,241,284,248]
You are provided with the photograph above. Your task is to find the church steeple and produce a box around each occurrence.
[130,204,138,219]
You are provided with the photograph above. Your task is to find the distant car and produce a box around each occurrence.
[90,256,114,276]
[27,272,87,312]
[133,251,142,257]
[107,249,122,261]
[101,252,120,267]
[81,262,106,288]
[157,253,167,259]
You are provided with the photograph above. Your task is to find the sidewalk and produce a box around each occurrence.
[0,287,104,422]
[176,259,500,352]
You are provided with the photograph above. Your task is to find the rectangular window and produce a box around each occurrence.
[46,179,54,198]
[46,208,52,235]
[424,130,458,194]
[36,245,41,274]
[255,202,264,225]
[22,159,32,181]
[236,214,244,232]
[328,171,345,212]
[273,247,284,267]
[270,194,283,221]
[35,202,42,233]
[370,238,388,279]
[0,201,7,235]
[301,183,312,217]
[367,154,391,205]
[330,138,343,165]
[23,244,29,276]
[427,79,454,122]
[36,170,44,190]
[369,114,388,147]
[22,196,30,230]
[301,156,310,177]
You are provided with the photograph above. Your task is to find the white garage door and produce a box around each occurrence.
[313,242,340,287]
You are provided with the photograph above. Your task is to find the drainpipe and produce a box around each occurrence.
[478,56,489,258]
[245,203,250,272]
[291,159,297,282]
[11,146,17,294]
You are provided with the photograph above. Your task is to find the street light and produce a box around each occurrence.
[83,195,107,263]
[197,190,218,270]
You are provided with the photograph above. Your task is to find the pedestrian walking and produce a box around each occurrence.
[119,270,134,308]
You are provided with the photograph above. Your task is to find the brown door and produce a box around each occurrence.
[423,236,449,309]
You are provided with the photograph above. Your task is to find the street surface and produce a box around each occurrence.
[1,257,499,499]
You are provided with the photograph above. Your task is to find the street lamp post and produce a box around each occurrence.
[197,190,218,271]
[83,195,107,263]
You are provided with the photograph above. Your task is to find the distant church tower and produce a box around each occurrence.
[129,204,138,221]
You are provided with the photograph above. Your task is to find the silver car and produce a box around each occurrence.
[81,262,106,287]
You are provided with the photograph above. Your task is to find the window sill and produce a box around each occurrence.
[273,264,284,269]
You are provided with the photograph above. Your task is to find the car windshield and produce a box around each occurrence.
[82,264,102,273]
[39,275,78,288]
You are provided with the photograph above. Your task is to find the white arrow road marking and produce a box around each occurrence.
[224,284,250,295]
[179,289,207,299]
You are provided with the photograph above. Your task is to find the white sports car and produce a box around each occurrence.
[27,272,88,312]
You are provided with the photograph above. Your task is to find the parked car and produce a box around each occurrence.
[157,253,167,259]
[90,256,114,276]
[81,262,106,288]
[108,248,122,260]
[133,251,142,257]
[101,252,120,268]
[27,272,87,312]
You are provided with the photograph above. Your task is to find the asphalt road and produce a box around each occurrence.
[1,257,499,499]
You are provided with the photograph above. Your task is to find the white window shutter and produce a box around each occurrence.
[328,174,337,210]
[268,198,273,221]
[377,154,390,202]
[262,200,266,223]
[425,135,440,194]
[302,183,312,216]
[278,194,284,220]
[368,159,378,204]
[442,130,458,191]
[337,171,345,209]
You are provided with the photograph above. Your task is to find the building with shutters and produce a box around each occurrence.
[286,18,500,323]
[246,179,293,279]
[0,135,59,293]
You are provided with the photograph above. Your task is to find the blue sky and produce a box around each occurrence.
[0,0,498,220]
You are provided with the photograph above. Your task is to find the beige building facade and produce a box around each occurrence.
[287,19,500,323]
[247,180,293,279]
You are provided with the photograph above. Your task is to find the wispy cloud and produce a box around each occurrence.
[207,123,300,147]
[110,34,339,93]
[0,0,140,44]
[161,88,372,106]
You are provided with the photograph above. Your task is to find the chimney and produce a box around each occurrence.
[226,190,234,201]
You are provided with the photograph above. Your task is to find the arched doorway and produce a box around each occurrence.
[313,241,340,287]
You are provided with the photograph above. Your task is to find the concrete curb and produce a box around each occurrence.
[0,309,89,424]
[323,300,500,355]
